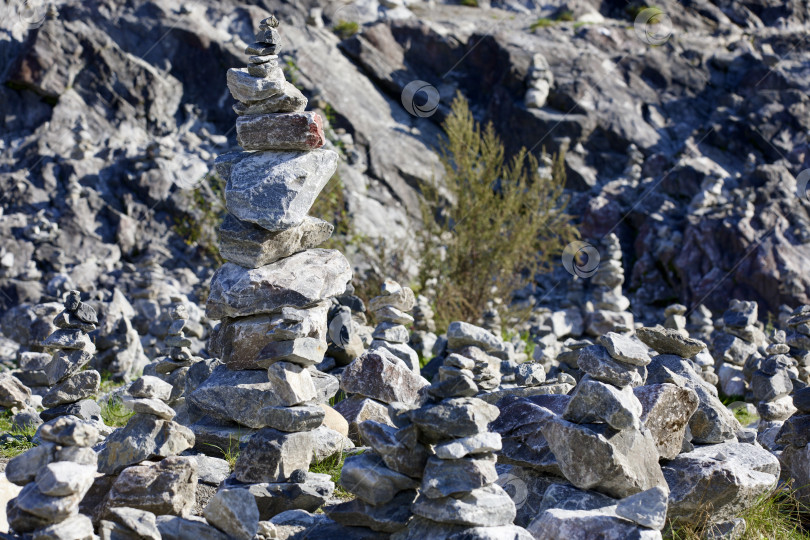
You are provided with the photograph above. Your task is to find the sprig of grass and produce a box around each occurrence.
[0,411,37,458]
[204,436,241,471]
[100,395,135,428]
[333,20,359,39]
[310,450,352,499]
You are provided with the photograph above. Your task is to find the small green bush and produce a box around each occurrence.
[100,395,135,428]
[0,411,37,458]
[556,10,575,21]
[418,93,578,327]
[333,20,360,40]
[530,18,554,30]
[460,0,479,7]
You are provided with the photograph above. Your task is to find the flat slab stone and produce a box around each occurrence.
[412,484,516,527]
[234,428,315,483]
[598,332,651,366]
[635,383,699,460]
[233,81,307,115]
[328,489,416,533]
[41,370,100,408]
[340,349,429,406]
[236,112,326,151]
[223,474,334,520]
[219,214,333,269]
[226,67,285,103]
[409,397,500,444]
[635,327,705,358]
[206,250,351,320]
[221,149,338,232]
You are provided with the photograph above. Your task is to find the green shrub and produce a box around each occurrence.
[172,171,227,265]
[556,10,575,21]
[460,0,479,6]
[418,93,578,328]
[530,18,554,30]
[100,395,135,428]
[0,411,37,458]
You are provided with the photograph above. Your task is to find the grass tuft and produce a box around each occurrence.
[204,436,241,471]
[0,411,37,458]
[100,395,135,428]
[333,20,360,39]
[310,450,354,499]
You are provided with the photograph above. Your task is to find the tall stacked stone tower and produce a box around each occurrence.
[186,14,352,512]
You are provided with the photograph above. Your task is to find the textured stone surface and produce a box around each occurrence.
[222,149,338,232]
[340,349,429,406]
[236,112,325,151]
[634,383,699,460]
[44,350,92,386]
[7,443,55,486]
[563,376,643,431]
[257,404,325,432]
[328,489,416,533]
[206,250,351,319]
[103,507,161,540]
[358,421,428,478]
[446,321,505,356]
[434,432,502,460]
[334,395,394,443]
[577,346,646,388]
[204,489,260,540]
[15,481,85,523]
[234,428,314,483]
[31,513,94,540]
[129,375,173,401]
[35,462,95,497]
[233,80,307,115]
[340,452,417,505]
[41,370,100,408]
[663,442,780,524]
[635,327,705,358]
[155,515,228,540]
[224,474,334,520]
[103,457,197,517]
[542,417,666,498]
[615,486,668,530]
[421,454,498,498]
[599,333,651,366]
[412,484,516,527]
[97,414,195,475]
[39,416,99,447]
[226,67,285,103]
[218,214,333,269]
[409,397,500,444]
[528,507,662,540]
[265,361,317,406]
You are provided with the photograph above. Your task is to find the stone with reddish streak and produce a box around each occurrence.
[236,112,326,151]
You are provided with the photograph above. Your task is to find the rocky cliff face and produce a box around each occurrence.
[0,0,808,319]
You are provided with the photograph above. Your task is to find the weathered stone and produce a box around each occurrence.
[615,486,668,530]
[792,387,810,413]
[599,333,651,366]
[635,327,705,358]
[15,482,85,522]
[434,432,502,459]
[204,489,259,540]
[42,329,94,351]
[563,376,643,431]
[7,496,52,533]
[40,399,102,423]
[104,457,197,517]
[340,349,429,406]
[663,442,780,524]
[751,369,793,402]
[257,404,325,432]
[105,507,161,540]
[219,214,333,269]
[634,384,699,460]
[446,321,506,357]
[234,428,314,483]
[237,112,325,151]
[266,361,317,406]
[369,286,416,313]
[757,394,796,422]
[776,413,810,447]
[369,340,421,373]
[311,370,340,404]
[372,322,410,344]
[427,373,478,400]
[514,362,546,386]
[578,346,645,388]
[421,454,498,498]
[358,421,428,478]
[527,507,662,540]
[226,67,285,102]
[32,513,94,540]
[410,397,500,444]
[328,489,415,533]
[44,349,93,386]
[126,397,176,420]
[334,395,394,443]
[224,474,333,520]
[341,452,418,504]
[39,416,99,447]
[0,372,31,408]
[206,250,350,319]
[35,461,95,496]
[155,515,228,540]
[412,484,516,527]
[542,417,666,498]
[7,443,55,486]
[129,375,173,401]
[221,149,338,232]
[233,81,307,115]
[97,414,195,475]
[41,370,100,408]
[257,337,328,368]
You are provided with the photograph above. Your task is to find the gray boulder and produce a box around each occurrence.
[204,489,260,540]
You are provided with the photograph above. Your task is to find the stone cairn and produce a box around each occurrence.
[185,14,352,518]
[97,374,194,475]
[712,300,763,398]
[7,416,99,538]
[585,233,633,336]
[751,344,796,448]
[785,305,810,385]
[39,291,101,423]
[662,303,687,333]
[777,385,810,508]
[368,280,420,373]
[410,293,438,359]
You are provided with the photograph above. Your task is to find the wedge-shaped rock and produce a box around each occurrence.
[0,372,31,408]
[222,149,338,232]
[187,365,288,428]
[45,349,92,386]
[635,327,705,358]
[233,81,307,115]
[340,349,429,406]
[219,214,333,269]
[577,345,645,387]
[358,421,429,478]
[97,414,195,475]
[563,376,643,431]
[155,515,228,540]
[340,452,417,505]
[204,489,260,540]
[265,361,317,406]
[635,383,699,460]
[410,397,499,444]
[412,484,516,527]
[236,112,325,151]
[542,417,666,499]
[664,442,779,524]
[35,461,96,497]
[616,486,668,530]
[446,321,505,356]
[226,67,285,102]
[206,250,351,319]
[103,456,197,517]
[328,489,416,533]
[41,369,100,408]
[334,395,394,444]
[421,454,498,498]
[435,432,502,460]
[234,428,315,483]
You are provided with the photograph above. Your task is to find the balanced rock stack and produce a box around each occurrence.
[662,303,688,333]
[410,294,438,359]
[143,300,202,407]
[541,332,667,501]
[98,374,194,474]
[368,280,420,373]
[395,375,530,538]
[7,416,99,538]
[785,305,810,384]
[445,321,506,393]
[751,349,796,446]
[586,233,633,336]
[712,300,762,396]
[39,290,101,422]
[186,14,352,514]
[777,386,810,508]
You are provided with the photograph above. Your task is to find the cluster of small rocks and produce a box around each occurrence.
[7,416,99,538]
[409,294,438,359]
[584,233,634,336]
[368,281,420,373]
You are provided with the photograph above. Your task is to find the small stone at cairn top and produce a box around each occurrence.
[188,15,352,520]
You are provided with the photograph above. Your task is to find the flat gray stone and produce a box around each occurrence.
[635,327,706,358]
[7,443,55,486]
[234,428,315,483]
[634,384,699,460]
[340,349,429,406]
[126,397,176,420]
[328,489,416,533]
[204,489,260,540]
[129,375,173,401]
[340,452,417,505]
[97,414,195,475]
[35,461,95,497]
[105,507,161,540]
[434,432,502,460]
[266,361,317,406]
[576,346,645,388]
[615,486,668,530]
[358,421,428,478]
[44,349,92,386]
[563,376,643,431]
[409,397,500,444]
[421,454,498,498]
[258,404,325,432]
[38,416,99,447]
[206,250,351,319]
[412,484,516,527]
[41,370,100,408]
[599,333,651,366]
[233,80,307,115]
[15,482,85,522]
[104,457,197,517]
[226,67,285,102]
[155,515,228,540]
[32,513,93,540]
